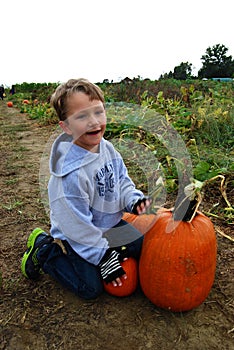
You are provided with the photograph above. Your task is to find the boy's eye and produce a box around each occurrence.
[73,108,105,120]
[75,114,87,119]
[95,110,103,116]
[95,108,105,115]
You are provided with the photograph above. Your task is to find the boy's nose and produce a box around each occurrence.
[88,114,99,125]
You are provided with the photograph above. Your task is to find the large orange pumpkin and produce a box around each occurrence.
[103,257,138,297]
[138,208,217,312]
[122,212,157,234]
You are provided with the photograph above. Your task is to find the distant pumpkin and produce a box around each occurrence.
[7,101,13,107]
[23,99,29,104]
[103,257,138,297]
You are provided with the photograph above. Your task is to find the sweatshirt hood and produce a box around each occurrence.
[50,132,102,177]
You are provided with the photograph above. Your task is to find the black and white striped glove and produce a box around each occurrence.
[99,249,126,284]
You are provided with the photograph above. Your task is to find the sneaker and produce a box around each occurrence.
[21,228,53,279]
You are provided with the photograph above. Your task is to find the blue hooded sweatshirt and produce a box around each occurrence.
[48,133,144,265]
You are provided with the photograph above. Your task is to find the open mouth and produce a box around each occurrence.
[86,130,101,135]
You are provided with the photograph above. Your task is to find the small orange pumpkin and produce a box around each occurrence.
[103,257,138,297]
[23,99,29,104]
[139,208,217,312]
[7,101,13,107]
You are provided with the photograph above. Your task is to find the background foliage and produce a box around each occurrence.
[5,77,234,222]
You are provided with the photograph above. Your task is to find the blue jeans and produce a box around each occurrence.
[37,220,143,300]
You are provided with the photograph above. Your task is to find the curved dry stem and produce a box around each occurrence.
[188,191,202,223]
[204,175,232,209]
[215,226,234,242]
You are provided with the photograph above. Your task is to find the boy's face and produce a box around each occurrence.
[59,92,106,152]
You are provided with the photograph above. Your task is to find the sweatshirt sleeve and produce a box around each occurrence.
[49,172,109,265]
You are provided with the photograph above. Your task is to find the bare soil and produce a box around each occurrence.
[0,101,233,350]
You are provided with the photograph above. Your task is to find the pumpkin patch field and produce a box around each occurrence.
[0,80,233,350]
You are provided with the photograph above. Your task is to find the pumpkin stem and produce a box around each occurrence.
[173,189,202,222]
[173,175,231,222]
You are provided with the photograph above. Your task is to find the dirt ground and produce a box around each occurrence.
[0,101,233,350]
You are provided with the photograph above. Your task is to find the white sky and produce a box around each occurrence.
[1,0,233,86]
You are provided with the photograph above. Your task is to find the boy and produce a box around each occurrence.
[21,78,151,299]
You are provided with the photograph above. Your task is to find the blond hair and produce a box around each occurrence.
[51,78,105,121]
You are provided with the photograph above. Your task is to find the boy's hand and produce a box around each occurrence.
[116,245,129,261]
[131,196,152,215]
[99,249,126,285]
[111,273,127,287]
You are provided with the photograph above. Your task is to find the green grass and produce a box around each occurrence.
[1,199,24,211]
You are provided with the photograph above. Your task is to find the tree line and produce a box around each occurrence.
[159,44,234,80]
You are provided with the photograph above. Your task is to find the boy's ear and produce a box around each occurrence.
[59,120,72,135]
